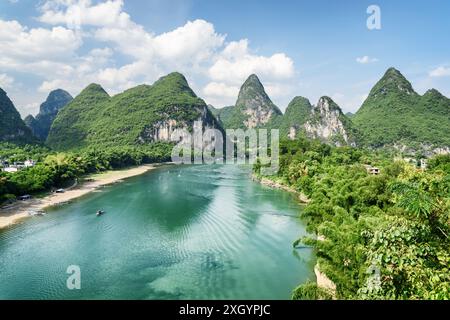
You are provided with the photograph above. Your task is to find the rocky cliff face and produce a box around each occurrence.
[48,72,223,150]
[138,104,221,143]
[304,97,355,146]
[219,74,282,129]
[25,89,73,141]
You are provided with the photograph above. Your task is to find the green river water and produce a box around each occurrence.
[0,164,315,299]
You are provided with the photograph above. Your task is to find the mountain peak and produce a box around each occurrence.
[303,96,355,146]
[385,67,402,76]
[236,74,276,110]
[78,84,110,100]
[287,96,312,111]
[241,74,264,92]
[363,67,416,102]
[280,96,313,137]
[25,88,74,141]
[380,67,415,94]
[423,88,445,99]
[154,72,189,86]
[0,87,35,143]
[84,83,108,93]
[316,96,343,113]
[353,68,450,149]
[151,72,196,97]
[381,67,408,83]
[47,89,72,101]
[40,89,73,115]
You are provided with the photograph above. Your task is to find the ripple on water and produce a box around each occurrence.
[0,165,314,300]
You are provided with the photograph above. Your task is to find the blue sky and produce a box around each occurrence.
[1,0,449,117]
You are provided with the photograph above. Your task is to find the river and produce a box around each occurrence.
[0,164,315,299]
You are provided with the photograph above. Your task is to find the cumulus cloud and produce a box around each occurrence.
[209,40,294,84]
[37,47,121,94]
[356,56,378,64]
[203,82,239,99]
[4,0,296,113]
[429,66,450,77]
[39,0,132,28]
[0,20,81,63]
[0,74,15,89]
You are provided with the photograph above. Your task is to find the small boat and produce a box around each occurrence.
[96,210,105,216]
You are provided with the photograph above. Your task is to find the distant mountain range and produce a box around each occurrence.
[46,72,221,150]
[1,67,449,154]
[24,89,73,141]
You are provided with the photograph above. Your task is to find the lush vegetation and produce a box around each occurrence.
[47,72,220,150]
[279,96,312,137]
[254,137,450,299]
[0,142,172,204]
[353,68,450,148]
[0,88,36,144]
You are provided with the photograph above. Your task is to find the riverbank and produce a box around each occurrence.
[253,174,337,298]
[0,164,163,229]
[253,175,310,203]
[314,263,337,299]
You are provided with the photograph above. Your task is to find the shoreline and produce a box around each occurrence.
[314,263,337,299]
[253,174,337,297]
[252,174,310,203]
[0,163,164,230]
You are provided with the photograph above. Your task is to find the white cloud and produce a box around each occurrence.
[3,0,296,113]
[39,0,131,29]
[0,19,82,65]
[429,66,450,77]
[37,47,121,94]
[356,56,378,64]
[0,74,15,89]
[203,82,239,99]
[209,40,294,85]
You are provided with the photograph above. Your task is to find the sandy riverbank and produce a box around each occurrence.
[314,263,337,299]
[0,164,162,229]
[254,175,310,203]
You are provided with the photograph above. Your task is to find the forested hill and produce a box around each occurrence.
[352,67,450,150]
[47,72,222,150]
[0,87,36,144]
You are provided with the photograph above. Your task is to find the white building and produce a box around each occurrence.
[3,167,18,173]
[24,160,36,167]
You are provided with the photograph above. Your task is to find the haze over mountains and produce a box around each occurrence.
[1,67,449,154]
[24,89,73,141]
